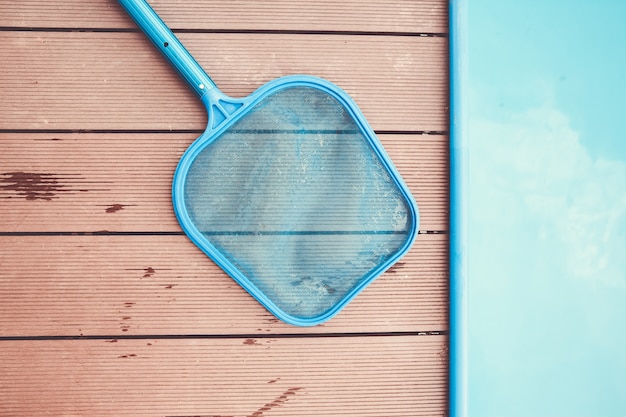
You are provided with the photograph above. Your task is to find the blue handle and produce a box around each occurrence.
[118,0,217,97]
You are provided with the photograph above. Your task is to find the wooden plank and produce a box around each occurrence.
[0,335,447,416]
[0,234,447,336]
[0,0,449,33]
[0,132,447,232]
[388,134,449,231]
[0,32,448,132]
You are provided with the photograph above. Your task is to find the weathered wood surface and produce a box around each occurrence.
[0,133,448,232]
[0,336,448,416]
[0,0,448,33]
[0,234,447,336]
[0,0,449,415]
[0,32,447,132]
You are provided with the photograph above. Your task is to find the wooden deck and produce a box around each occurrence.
[0,1,449,415]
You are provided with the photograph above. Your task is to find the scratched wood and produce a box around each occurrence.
[0,133,447,232]
[0,0,448,33]
[0,0,448,415]
[0,32,447,132]
[0,336,447,416]
[0,234,446,336]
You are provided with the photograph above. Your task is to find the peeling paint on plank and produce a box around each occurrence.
[0,172,66,200]
[165,387,303,417]
[106,203,126,213]
[248,387,303,417]
[0,171,108,200]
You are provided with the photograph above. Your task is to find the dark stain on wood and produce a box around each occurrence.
[143,267,156,278]
[123,302,135,308]
[267,378,280,384]
[243,338,258,345]
[118,354,137,359]
[1,171,65,200]
[248,387,303,417]
[120,310,132,332]
[106,339,118,343]
[165,387,302,417]
[106,203,126,213]
[0,171,101,200]
[386,261,406,274]
[437,343,449,364]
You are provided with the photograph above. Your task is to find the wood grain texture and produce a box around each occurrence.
[0,234,447,336]
[0,0,449,415]
[0,31,448,132]
[0,0,448,33]
[0,336,447,416]
[0,132,447,232]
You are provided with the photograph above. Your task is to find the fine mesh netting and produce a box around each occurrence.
[183,86,414,318]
